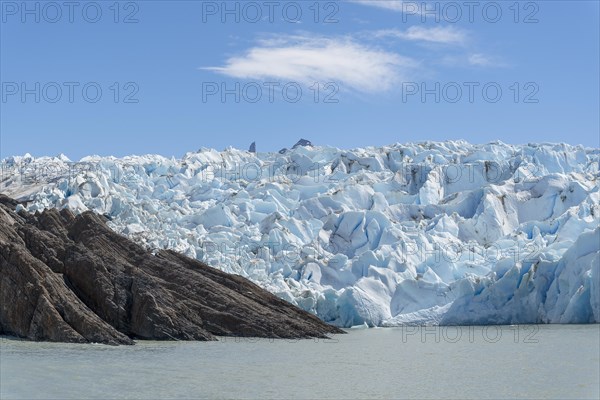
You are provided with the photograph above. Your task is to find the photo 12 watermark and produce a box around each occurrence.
[397,1,540,24]
[0,158,546,191]
[1,1,140,23]
[200,1,339,24]
[219,333,340,343]
[401,81,540,104]
[399,325,540,344]
[1,81,140,104]
[169,159,543,185]
[201,81,340,104]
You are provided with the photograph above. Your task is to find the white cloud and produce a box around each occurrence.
[351,0,412,12]
[204,35,418,93]
[374,26,467,45]
[468,53,496,67]
[440,53,505,68]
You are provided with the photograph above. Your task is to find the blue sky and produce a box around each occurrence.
[1,0,599,159]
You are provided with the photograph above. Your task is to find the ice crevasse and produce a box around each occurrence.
[2,140,599,326]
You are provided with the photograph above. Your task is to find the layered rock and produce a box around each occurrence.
[0,195,343,344]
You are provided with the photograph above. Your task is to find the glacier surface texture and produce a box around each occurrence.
[2,141,599,326]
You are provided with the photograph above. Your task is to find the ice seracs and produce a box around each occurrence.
[1,140,598,326]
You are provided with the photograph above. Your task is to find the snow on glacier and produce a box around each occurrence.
[1,141,599,326]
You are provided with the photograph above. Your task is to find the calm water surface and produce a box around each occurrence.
[1,325,598,399]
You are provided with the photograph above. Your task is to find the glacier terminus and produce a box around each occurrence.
[2,140,598,327]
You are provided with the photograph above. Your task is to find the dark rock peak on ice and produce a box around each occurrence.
[249,142,256,153]
[278,138,314,154]
[292,139,313,149]
[0,197,343,345]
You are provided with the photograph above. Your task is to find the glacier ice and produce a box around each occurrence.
[1,140,598,326]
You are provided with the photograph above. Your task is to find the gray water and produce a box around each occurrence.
[1,325,598,399]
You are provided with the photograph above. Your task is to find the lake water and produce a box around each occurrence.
[1,325,598,399]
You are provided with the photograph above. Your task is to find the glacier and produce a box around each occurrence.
[1,140,598,326]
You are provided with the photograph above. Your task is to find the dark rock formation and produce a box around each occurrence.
[292,139,313,149]
[278,139,313,154]
[249,141,256,153]
[0,196,343,344]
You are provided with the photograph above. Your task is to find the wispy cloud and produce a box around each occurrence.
[351,0,412,12]
[373,26,467,45]
[440,53,506,68]
[204,35,418,93]
[468,53,503,67]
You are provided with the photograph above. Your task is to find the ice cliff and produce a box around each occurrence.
[2,140,598,326]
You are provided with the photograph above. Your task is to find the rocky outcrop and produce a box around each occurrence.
[292,138,313,149]
[0,195,343,344]
[279,138,314,154]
